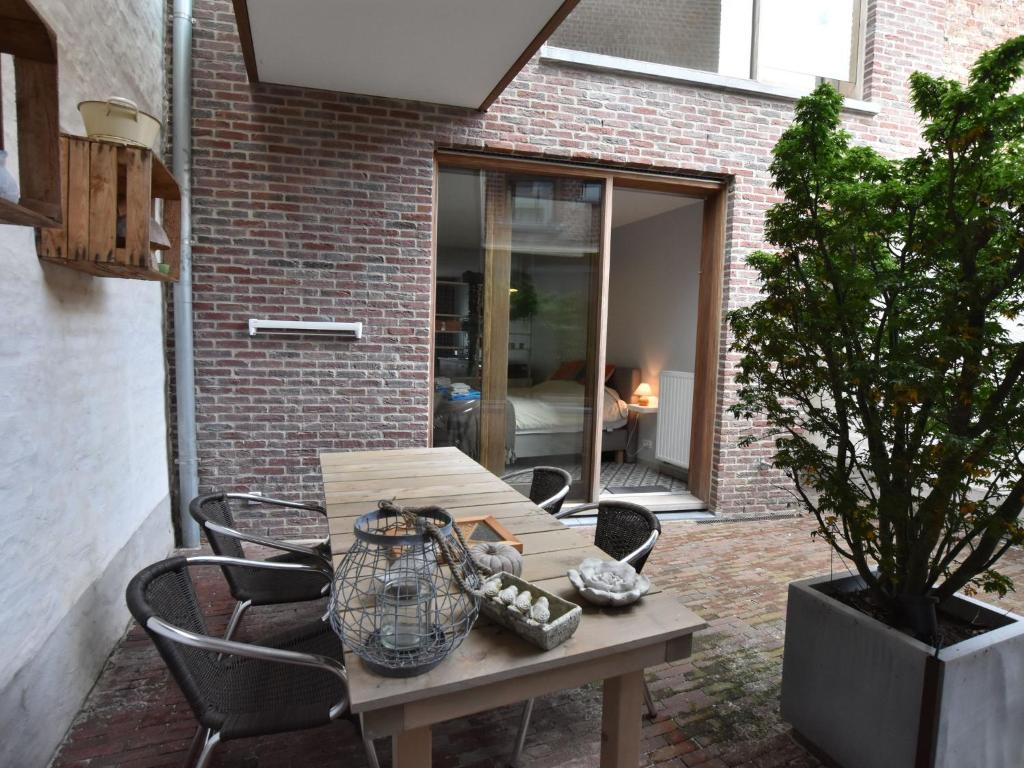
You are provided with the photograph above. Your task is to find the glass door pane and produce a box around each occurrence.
[434,166,605,499]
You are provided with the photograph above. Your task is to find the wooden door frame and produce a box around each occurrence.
[432,151,728,507]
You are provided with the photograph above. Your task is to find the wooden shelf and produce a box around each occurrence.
[0,0,62,229]
[37,135,181,282]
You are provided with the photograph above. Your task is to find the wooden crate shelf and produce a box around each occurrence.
[0,0,62,228]
[38,135,181,282]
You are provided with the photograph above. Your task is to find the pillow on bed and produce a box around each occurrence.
[549,360,585,381]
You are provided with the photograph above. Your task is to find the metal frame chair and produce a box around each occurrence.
[126,555,379,768]
[500,466,572,515]
[511,500,662,766]
[554,499,661,571]
[189,492,332,640]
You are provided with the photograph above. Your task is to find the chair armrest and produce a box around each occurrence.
[620,530,659,569]
[187,554,332,579]
[554,502,599,520]
[225,493,326,517]
[146,616,350,718]
[201,522,332,571]
[538,485,570,513]
[500,469,534,482]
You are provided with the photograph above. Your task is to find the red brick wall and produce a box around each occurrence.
[186,0,1022,535]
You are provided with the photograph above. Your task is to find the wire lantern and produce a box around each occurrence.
[330,500,483,677]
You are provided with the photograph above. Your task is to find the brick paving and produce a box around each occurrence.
[52,515,1024,768]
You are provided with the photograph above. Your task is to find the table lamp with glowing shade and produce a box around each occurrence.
[634,382,653,407]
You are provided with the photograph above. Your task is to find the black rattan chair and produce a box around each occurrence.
[500,466,572,515]
[126,555,379,768]
[555,499,662,571]
[511,500,662,766]
[189,493,332,640]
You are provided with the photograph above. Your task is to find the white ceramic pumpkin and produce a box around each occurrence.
[470,542,523,576]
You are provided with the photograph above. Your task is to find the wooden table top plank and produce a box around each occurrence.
[325,479,514,504]
[321,444,462,462]
[512,527,591,555]
[346,591,705,713]
[322,464,496,483]
[325,473,505,495]
[328,524,591,562]
[324,491,529,520]
[321,448,464,473]
[481,512,567,536]
[319,460,483,479]
[326,500,547,535]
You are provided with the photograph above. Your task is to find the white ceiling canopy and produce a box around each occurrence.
[235,0,579,110]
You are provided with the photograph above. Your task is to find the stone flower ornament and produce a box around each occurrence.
[567,557,651,606]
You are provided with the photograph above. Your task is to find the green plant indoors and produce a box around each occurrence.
[730,37,1024,625]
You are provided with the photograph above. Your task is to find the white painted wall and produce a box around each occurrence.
[607,202,702,381]
[606,202,703,461]
[0,2,172,765]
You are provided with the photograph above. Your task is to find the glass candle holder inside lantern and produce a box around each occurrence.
[330,503,482,677]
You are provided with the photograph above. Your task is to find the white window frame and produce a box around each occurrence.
[541,0,876,115]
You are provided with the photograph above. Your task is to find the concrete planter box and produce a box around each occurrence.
[781,573,1024,768]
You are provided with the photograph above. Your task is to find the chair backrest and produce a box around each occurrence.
[190,493,244,559]
[125,557,227,724]
[189,493,256,598]
[594,500,661,573]
[529,466,572,515]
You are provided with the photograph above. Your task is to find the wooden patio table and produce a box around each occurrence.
[322,446,706,768]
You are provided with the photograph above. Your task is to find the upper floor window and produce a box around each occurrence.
[548,0,865,98]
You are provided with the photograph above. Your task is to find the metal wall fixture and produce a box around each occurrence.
[247,319,364,338]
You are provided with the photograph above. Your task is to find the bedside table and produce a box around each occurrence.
[627,403,658,414]
[623,403,657,463]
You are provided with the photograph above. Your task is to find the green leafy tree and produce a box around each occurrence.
[730,37,1024,622]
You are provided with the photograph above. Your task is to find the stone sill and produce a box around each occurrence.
[539,46,881,117]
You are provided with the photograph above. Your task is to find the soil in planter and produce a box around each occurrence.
[834,588,992,647]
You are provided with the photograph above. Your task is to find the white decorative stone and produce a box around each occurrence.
[529,596,550,625]
[567,558,651,607]
[498,584,519,605]
[514,590,533,613]
[482,575,502,598]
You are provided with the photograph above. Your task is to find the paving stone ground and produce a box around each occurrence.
[51,515,1024,768]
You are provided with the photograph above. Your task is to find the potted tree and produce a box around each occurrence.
[730,37,1024,768]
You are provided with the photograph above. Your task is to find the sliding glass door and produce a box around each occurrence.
[434,165,605,497]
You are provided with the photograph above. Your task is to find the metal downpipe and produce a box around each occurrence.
[172,0,200,547]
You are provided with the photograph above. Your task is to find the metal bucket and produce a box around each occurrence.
[78,97,162,150]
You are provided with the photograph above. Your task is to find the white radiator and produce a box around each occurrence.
[656,370,694,468]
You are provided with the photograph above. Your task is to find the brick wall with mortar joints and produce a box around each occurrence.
[184,0,1023,535]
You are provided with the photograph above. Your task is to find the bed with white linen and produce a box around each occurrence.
[434,366,638,463]
[508,377,629,460]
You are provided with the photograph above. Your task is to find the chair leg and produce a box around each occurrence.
[192,729,221,768]
[643,679,658,719]
[360,715,381,768]
[182,725,207,768]
[363,734,381,768]
[510,698,534,767]
[224,599,251,640]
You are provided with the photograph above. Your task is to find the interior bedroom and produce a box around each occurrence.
[603,188,705,512]
[432,165,708,514]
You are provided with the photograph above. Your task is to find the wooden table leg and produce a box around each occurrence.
[393,725,432,768]
[600,669,644,768]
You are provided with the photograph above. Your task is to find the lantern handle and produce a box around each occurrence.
[378,499,485,598]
